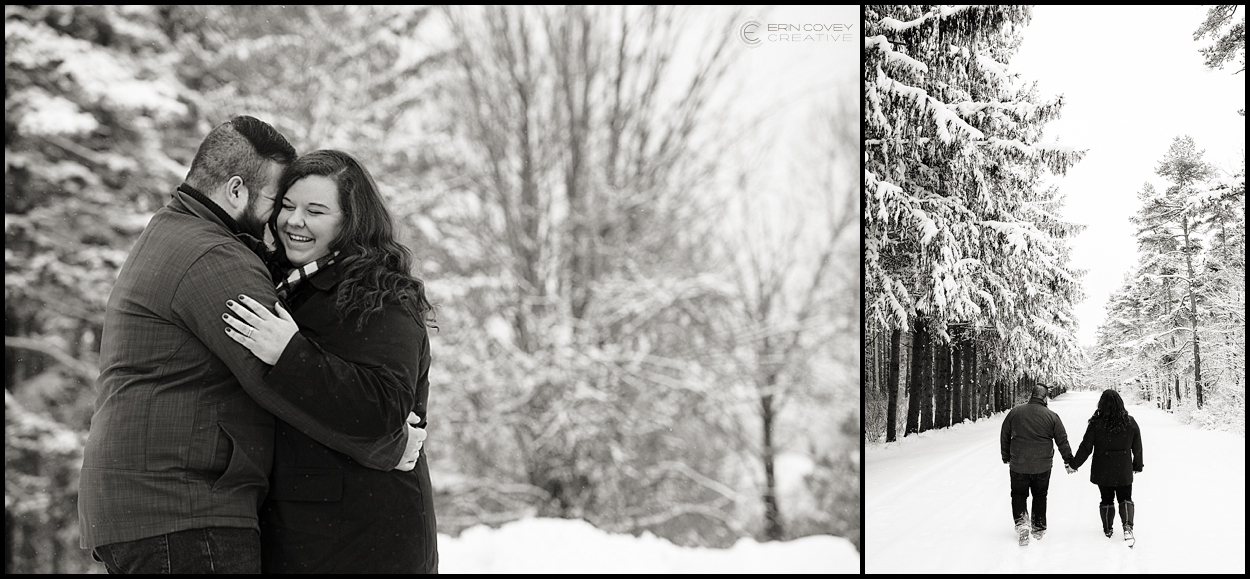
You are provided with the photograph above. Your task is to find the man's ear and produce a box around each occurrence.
[225,175,249,212]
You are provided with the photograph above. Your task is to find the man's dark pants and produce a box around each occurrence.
[1010,469,1051,530]
[93,527,260,574]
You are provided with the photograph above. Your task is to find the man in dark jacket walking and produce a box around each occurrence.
[1000,384,1075,545]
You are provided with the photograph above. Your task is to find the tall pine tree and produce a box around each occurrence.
[865,6,1086,432]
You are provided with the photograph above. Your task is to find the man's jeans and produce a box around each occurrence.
[93,527,261,574]
[1010,469,1051,530]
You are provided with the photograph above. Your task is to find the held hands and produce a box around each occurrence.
[1065,465,1076,475]
[223,295,299,365]
[395,411,426,472]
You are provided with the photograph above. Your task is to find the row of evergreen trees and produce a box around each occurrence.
[1091,136,1245,432]
[1090,4,1245,432]
[863,6,1085,442]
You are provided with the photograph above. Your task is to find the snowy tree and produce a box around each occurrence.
[1194,4,1245,116]
[864,5,1086,439]
[706,100,859,541]
[1095,138,1245,432]
[423,5,845,547]
[160,5,444,252]
[1136,136,1217,408]
[1194,5,1245,73]
[5,5,197,572]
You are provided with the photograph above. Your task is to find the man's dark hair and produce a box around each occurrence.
[185,115,297,193]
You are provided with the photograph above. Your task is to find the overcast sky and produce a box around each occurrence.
[723,4,860,190]
[1009,5,1246,347]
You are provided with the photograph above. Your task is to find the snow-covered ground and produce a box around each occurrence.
[866,390,1245,573]
[437,517,859,574]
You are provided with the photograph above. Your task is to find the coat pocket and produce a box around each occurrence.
[269,466,343,502]
[211,421,270,493]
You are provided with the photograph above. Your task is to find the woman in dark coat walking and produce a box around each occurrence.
[223,150,438,572]
[1069,389,1144,546]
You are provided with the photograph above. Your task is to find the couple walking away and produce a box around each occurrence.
[78,116,439,573]
[1001,386,1145,547]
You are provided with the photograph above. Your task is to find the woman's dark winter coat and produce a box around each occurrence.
[259,261,437,573]
[1070,415,1144,487]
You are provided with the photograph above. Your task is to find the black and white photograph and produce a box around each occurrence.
[5,5,860,574]
[863,5,1244,574]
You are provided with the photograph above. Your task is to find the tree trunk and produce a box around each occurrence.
[760,384,783,541]
[935,337,951,429]
[966,337,976,420]
[875,325,885,395]
[1182,215,1205,409]
[887,328,901,442]
[918,319,934,433]
[991,378,999,414]
[952,338,963,424]
[906,318,927,436]
[975,340,988,418]
[984,356,993,416]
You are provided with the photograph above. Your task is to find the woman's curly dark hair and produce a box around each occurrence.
[268,149,436,331]
[1089,389,1132,433]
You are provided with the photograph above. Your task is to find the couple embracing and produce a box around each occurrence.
[1000,385,1146,547]
[78,116,438,573]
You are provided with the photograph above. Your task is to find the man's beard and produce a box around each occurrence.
[237,196,268,239]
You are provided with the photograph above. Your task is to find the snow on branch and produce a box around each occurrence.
[1034,142,1077,155]
[867,33,930,75]
[879,5,985,33]
[975,53,1009,84]
[885,50,929,74]
[880,15,929,33]
[910,206,940,245]
[978,220,1051,255]
[987,137,1032,157]
[939,5,978,18]
[865,35,893,52]
[874,68,985,143]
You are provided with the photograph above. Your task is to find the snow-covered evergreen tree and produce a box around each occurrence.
[864,5,1086,436]
[1095,137,1245,433]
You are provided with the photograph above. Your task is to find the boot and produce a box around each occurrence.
[1031,514,1046,540]
[1119,500,1135,547]
[1015,512,1031,546]
[1099,504,1115,538]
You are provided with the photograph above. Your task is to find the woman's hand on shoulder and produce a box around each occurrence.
[223,294,300,365]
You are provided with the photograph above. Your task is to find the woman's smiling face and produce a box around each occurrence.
[277,175,343,267]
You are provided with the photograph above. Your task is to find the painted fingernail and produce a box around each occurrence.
[239,295,246,300]
[227,300,234,307]
[223,314,229,320]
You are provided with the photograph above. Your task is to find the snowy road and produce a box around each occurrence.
[866,390,1245,573]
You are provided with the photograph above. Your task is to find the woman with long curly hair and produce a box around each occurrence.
[221,149,438,572]
[1069,389,1144,547]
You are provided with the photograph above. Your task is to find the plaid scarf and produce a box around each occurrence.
[275,252,338,301]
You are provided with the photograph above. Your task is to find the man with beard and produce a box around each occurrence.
[79,116,425,573]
